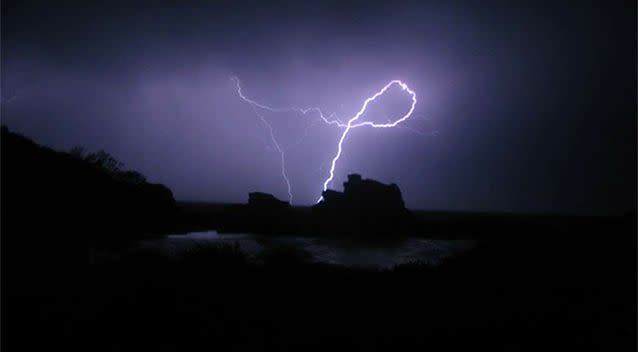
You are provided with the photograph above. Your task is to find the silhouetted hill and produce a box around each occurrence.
[1,126,177,271]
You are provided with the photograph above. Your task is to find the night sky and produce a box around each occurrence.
[2,0,635,213]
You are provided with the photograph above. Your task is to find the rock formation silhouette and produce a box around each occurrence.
[316,174,406,212]
[248,192,290,210]
[311,174,412,237]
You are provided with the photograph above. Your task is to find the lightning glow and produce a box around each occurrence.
[251,106,293,204]
[318,80,417,202]
[231,77,418,204]
[231,77,345,127]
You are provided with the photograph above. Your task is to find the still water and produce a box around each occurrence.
[129,231,475,269]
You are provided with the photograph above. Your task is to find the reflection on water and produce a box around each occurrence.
[129,231,475,268]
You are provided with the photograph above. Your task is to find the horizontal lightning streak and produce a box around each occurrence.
[231,77,344,127]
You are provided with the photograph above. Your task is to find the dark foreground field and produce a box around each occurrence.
[2,127,636,351]
[3,227,636,352]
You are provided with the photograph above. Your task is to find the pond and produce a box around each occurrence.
[122,231,475,269]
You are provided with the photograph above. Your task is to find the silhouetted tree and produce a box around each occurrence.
[69,147,148,183]
[118,170,147,184]
[69,146,86,159]
[84,150,123,173]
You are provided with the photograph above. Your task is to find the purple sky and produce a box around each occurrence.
[2,0,635,213]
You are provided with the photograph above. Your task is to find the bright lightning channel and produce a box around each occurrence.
[318,80,417,202]
[231,77,417,204]
[250,106,293,204]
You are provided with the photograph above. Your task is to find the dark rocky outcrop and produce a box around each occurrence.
[312,174,412,237]
[248,192,290,210]
[219,174,413,237]
[316,174,406,212]
[217,192,291,234]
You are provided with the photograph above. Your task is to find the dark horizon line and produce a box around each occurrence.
[176,199,636,217]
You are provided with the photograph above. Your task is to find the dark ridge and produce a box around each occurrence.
[1,126,177,271]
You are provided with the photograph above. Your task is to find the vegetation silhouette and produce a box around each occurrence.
[1,126,636,351]
[1,126,177,269]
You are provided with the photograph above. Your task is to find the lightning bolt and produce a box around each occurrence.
[250,106,293,204]
[231,77,345,127]
[231,77,417,204]
[318,80,417,201]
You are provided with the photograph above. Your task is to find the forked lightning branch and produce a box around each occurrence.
[232,77,417,204]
